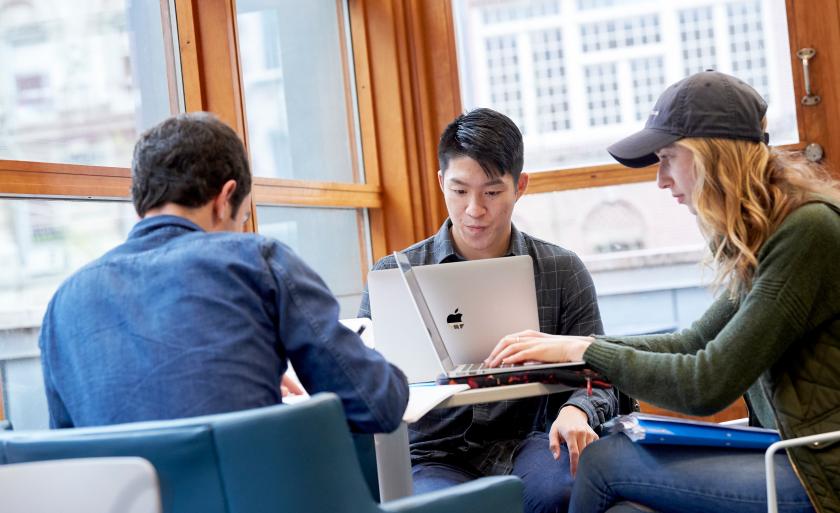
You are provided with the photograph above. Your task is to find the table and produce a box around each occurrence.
[373,383,572,501]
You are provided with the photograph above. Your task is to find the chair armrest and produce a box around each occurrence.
[766,430,840,513]
[380,476,522,513]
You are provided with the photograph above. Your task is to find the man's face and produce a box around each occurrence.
[438,156,527,260]
[655,144,698,214]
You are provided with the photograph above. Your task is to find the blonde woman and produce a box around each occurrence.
[487,71,840,513]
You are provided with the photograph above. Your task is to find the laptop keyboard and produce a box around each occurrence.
[456,362,514,375]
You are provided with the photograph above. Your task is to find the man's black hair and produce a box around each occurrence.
[131,112,252,217]
[437,108,524,183]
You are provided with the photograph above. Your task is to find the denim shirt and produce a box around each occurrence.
[40,215,408,433]
[359,220,616,474]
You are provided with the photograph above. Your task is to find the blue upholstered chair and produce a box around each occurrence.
[0,393,522,513]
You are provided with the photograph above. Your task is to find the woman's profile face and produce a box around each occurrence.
[655,143,698,214]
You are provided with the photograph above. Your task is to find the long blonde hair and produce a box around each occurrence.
[676,136,840,299]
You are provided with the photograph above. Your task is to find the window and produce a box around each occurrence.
[14,73,50,107]
[630,56,666,121]
[237,0,362,183]
[0,199,136,429]
[453,0,797,335]
[532,29,570,132]
[237,0,372,317]
[513,182,712,335]
[256,206,366,315]
[0,0,180,428]
[0,0,180,166]
[453,0,797,171]
[679,6,717,76]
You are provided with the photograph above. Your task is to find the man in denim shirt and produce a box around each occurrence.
[39,112,408,434]
[359,109,616,512]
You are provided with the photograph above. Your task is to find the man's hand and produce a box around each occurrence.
[550,406,599,477]
[280,373,306,397]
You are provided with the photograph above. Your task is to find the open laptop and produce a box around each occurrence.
[368,254,540,383]
[391,252,597,386]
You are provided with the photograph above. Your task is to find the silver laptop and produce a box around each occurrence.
[391,252,587,381]
[368,254,539,382]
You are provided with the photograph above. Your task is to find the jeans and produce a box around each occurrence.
[413,431,574,513]
[569,434,815,513]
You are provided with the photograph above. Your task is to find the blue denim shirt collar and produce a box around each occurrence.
[431,219,529,263]
[128,215,205,240]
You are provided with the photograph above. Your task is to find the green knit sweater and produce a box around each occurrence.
[584,201,840,510]
[584,201,840,428]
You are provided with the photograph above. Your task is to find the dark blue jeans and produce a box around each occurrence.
[569,434,815,513]
[413,431,574,513]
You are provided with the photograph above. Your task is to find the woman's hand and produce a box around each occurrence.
[485,329,594,367]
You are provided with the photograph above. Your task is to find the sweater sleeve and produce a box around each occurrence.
[595,294,738,354]
[583,204,840,416]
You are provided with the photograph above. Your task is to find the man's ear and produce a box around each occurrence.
[515,172,529,201]
[212,180,238,221]
[437,170,445,192]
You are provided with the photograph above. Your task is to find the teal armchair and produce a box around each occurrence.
[0,393,522,513]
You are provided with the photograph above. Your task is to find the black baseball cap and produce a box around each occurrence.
[607,70,769,168]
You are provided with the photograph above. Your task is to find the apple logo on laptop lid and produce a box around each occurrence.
[447,308,464,330]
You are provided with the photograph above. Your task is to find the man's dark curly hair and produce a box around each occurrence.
[131,112,252,217]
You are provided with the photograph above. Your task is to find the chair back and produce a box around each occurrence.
[0,456,161,513]
[0,394,378,513]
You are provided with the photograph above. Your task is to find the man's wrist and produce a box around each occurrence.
[558,404,590,423]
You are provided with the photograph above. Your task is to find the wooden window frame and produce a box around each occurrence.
[1,0,835,267]
[0,0,386,267]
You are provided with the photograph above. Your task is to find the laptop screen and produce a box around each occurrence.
[393,252,456,373]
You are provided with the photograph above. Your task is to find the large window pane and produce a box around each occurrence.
[0,1,181,166]
[256,205,367,318]
[513,184,714,335]
[453,0,797,171]
[0,199,136,429]
[455,0,796,338]
[238,0,363,182]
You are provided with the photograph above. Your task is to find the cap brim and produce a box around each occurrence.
[607,128,682,168]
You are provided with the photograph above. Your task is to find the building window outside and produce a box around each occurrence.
[679,6,717,76]
[584,62,621,126]
[728,0,769,100]
[454,0,796,170]
[14,73,50,108]
[532,29,569,132]
[630,56,665,121]
[485,34,525,132]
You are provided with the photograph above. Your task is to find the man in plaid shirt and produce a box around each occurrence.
[359,108,617,513]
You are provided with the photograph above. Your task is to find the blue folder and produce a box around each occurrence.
[604,413,781,450]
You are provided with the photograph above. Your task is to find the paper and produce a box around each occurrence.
[404,384,470,423]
